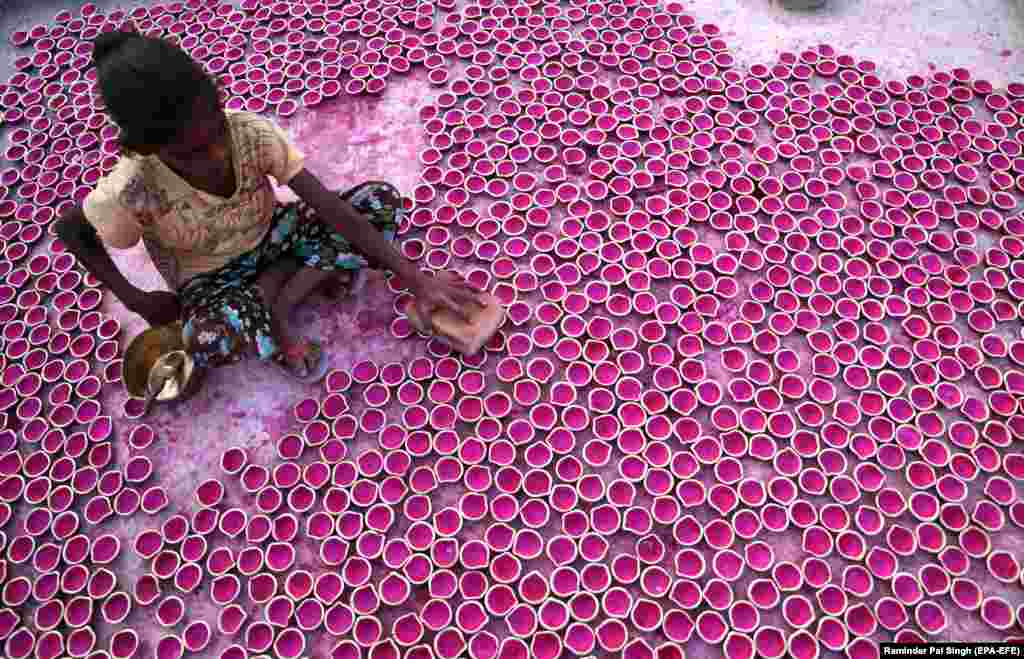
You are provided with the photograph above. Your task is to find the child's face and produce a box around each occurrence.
[155,94,228,166]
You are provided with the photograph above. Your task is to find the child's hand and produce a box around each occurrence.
[411,271,486,323]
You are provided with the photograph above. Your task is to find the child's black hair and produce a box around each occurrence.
[92,30,221,152]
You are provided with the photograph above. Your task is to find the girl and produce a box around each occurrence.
[56,30,483,382]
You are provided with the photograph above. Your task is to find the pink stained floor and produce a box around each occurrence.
[97,0,1024,497]
[0,0,1023,658]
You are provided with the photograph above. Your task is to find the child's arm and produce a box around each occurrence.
[55,206,180,326]
[287,169,484,321]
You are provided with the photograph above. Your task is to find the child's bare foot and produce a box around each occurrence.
[269,295,325,381]
[273,337,325,380]
[271,271,332,382]
[260,266,362,382]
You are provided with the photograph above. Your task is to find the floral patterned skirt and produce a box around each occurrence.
[178,181,402,369]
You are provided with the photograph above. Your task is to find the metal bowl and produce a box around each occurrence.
[123,322,197,401]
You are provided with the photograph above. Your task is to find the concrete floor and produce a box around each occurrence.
[1,0,1023,656]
